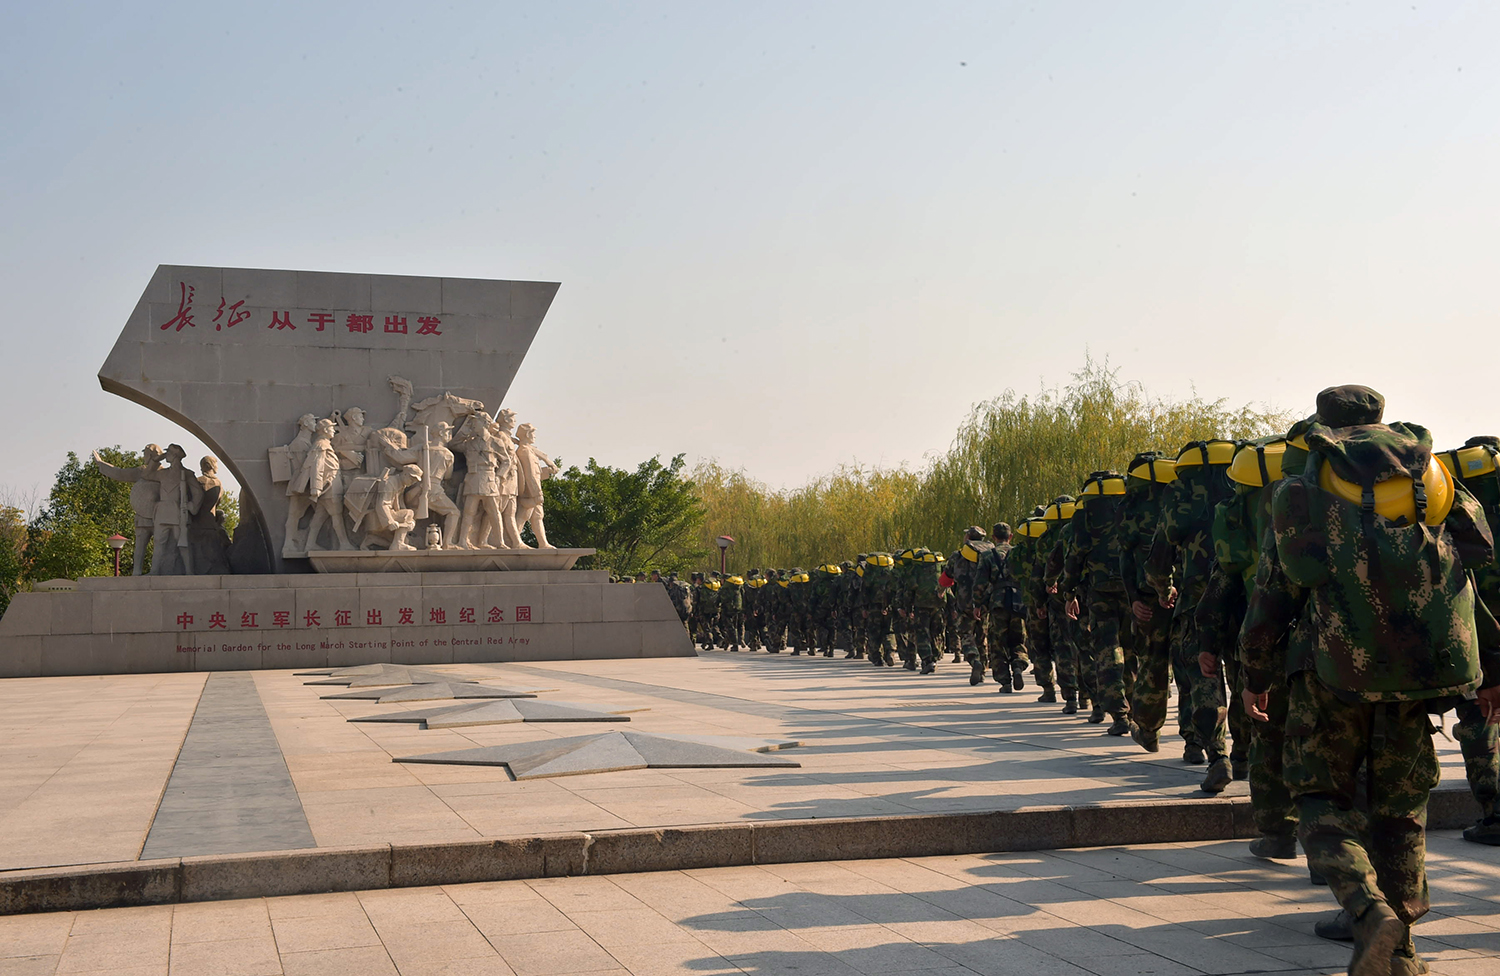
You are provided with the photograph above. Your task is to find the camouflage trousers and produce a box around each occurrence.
[1125,593,1177,737]
[1027,604,1054,691]
[1046,596,1081,699]
[691,613,718,648]
[982,605,1028,681]
[894,613,915,664]
[788,612,812,653]
[1453,699,1500,818]
[945,602,961,658]
[1087,589,1136,720]
[910,606,944,666]
[954,606,986,661]
[744,611,765,650]
[1249,678,1297,837]
[764,612,787,652]
[1189,655,1250,764]
[865,610,896,666]
[846,610,868,658]
[718,609,744,649]
[1285,671,1439,926]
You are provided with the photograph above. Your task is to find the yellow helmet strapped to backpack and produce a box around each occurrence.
[1042,500,1077,521]
[1127,457,1178,484]
[1175,439,1238,468]
[727,575,745,586]
[867,553,894,568]
[1437,444,1500,481]
[1080,472,1127,497]
[816,563,842,575]
[916,549,941,563]
[704,579,721,591]
[1318,455,1456,526]
[1228,439,1287,488]
[1014,517,1050,538]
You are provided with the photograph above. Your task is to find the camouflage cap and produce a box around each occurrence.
[1316,385,1384,428]
[1464,435,1500,449]
[965,525,986,541]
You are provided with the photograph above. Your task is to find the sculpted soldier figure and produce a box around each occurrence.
[359,464,424,551]
[451,413,513,549]
[514,422,557,548]
[190,456,233,574]
[491,409,525,548]
[149,444,204,575]
[415,421,461,549]
[92,444,163,576]
[276,414,319,555]
[293,419,355,552]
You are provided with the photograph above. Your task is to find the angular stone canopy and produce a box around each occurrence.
[321,681,540,702]
[100,265,559,573]
[395,731,803,779]
[349,699,645,729]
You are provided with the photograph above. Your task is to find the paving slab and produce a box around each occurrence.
[321,681,541,702]
[1,834,1495,975]
[351,700,642,729]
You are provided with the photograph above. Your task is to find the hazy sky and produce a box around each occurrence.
[3,2,1498,506]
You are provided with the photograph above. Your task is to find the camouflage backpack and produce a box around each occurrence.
[908,549,945,608]
[1273,421,1489,701]
[861,553,896,606]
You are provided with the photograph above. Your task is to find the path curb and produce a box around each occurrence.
[0,789,1480,915]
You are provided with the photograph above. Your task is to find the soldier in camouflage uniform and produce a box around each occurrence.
[719,573,745,651]
[743,569,767,651]
[1119,453,1181,753]
[892,549,917,667]
[664,571,692,635]
[1438,436,1500,846]
[904,548,947,673]
[1242,386,1500,976]
[861,553,898,666]
[1043,497,1087,714]
[762,570,787,652]
[975,522,1029,692]
[810,564,843,657]
[942,527,993,682]
[786,569,812,655]
[1063,473,1134,733]
[1145,439,1237,772]
[1014,508,1055,701]
[835,560,859,657]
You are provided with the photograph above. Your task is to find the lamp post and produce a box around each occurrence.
[715,535,734,576]
[106,534,128,577]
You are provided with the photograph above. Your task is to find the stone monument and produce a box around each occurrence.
[0,265,694,676]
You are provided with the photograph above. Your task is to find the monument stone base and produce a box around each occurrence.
[0,571,694,678]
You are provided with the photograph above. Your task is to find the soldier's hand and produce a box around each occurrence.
[1199,652,1219,678]
[1478,685,1500,726]
[1160,586,1178,610]
[1037,606,1047,620]
[1047,583,1058,594]
[1131,600,1153,623]
[1242,689,1270,723]
[1065,597,1079,620]
[972,608,982,621]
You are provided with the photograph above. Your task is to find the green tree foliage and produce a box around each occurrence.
[694,361,1293,569]
[0,506,26,616]
[23,448,145,585]
[541,454,709,575]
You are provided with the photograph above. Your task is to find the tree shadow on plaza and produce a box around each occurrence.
[666,840,1500,976]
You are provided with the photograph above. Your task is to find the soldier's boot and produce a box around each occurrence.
[730,644,740,652]
[902,656,918,671]
[844,649,857,659]
[1184,743,1206,765]
[1231,758,1248,781]
[1390,930,1429,976]
[1309,867,1328,887]
[968,658,984,686]
[1087,702,1106,724]
[823,648,833,658]
[1062,695,1079,715]
[790,648,800,656]
[1037,686,1058,704]
[1313,909,1354,941]
[1462,816,1500,845]
[1129,720,1160,753]
[1011,661,1027,691]
[1200,756,1232,794]
[1105,714,1130,736]
[920,659,936,675]
[1248,832,1298,859]
[1348,903,1404,976]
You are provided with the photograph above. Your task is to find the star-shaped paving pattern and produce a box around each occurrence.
[394,731,802,779]
[321,681,540,703]
[349,700,646,729]
[301,664,472,687]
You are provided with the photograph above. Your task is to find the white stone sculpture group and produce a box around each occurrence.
[93,446,233,576]
[270,377,557,557]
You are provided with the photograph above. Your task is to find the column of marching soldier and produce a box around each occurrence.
[624,386,1500,976]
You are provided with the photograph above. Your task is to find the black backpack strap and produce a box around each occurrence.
[1256,446,1271,487]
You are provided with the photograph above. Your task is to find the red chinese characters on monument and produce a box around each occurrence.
[160,283,451,341]
[161,283,197,331]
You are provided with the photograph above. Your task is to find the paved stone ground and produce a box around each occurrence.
[0,833,1494,976]
[0,650,1484,868]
